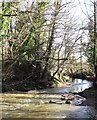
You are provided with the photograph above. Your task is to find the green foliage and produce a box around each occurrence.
[85,19,97,71]
[2,3,11,39]
[3,1,48,60]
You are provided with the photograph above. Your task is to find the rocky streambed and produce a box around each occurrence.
[0,92,95,119]
[0,79,96,119]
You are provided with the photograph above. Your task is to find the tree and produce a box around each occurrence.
[1,0,89,91]
[85,1,97,81]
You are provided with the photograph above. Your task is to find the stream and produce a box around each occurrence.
[40,78,93,94]
[0,79,96,119]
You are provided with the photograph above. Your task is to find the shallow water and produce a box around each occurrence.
[70,79,93,93]
[0,79,95,119]
[40,78,93,94]
[1,93,95,119]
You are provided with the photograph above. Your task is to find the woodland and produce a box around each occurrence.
[1,0,97,92]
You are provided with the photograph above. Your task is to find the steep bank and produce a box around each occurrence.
[2,60,53,92]
[78,87,97,113]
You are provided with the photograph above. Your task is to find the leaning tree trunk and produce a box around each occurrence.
[41,1,61,79]
[93,1,97,87]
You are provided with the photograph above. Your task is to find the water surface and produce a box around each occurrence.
[1,79,95,119]
[41,79,93,94]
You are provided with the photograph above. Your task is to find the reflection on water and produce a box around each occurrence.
[70,79,93,93]
[42,79,93,94]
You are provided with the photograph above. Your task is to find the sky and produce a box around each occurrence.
[17,0,94,24]
[0,0,93,23]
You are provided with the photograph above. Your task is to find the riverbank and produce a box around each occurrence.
[77,87,97,113]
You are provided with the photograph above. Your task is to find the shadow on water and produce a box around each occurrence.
[64,106,96,120]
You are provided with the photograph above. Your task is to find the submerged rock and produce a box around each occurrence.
[65,100,72,104]
[62,93,75,100]
[61,93,86,105]
[49,100,62,104]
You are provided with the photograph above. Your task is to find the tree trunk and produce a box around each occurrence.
[93,1,97,86]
